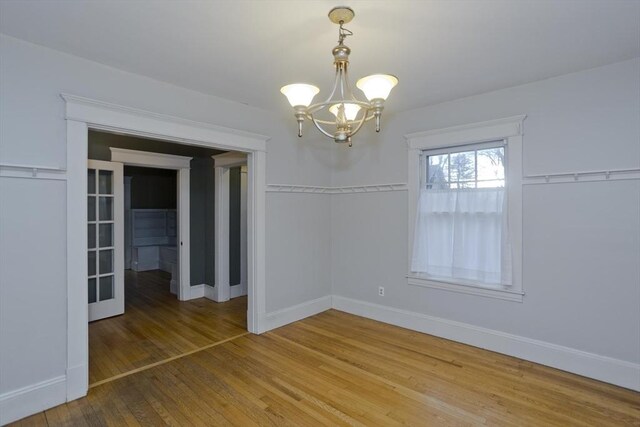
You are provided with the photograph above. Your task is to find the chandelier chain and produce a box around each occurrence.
[338,22,353,45]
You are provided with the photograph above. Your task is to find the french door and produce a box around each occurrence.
[87,160,124,321]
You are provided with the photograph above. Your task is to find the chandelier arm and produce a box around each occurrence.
[322,108,375,126]
[310,117,336,139]
[322,67,342,105]
[342,65,358,101]
[307,99,371,115]
[339,67,347,100]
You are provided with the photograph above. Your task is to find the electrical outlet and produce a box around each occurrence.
[378,286,385,297]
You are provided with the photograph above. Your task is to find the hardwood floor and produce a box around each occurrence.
[14,308,640,426]
[89,270,247,385]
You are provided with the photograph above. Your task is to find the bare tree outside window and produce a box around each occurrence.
[425,144,505,189]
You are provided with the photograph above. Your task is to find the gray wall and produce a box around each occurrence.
[125,166,177,209]
[330,58,640,365]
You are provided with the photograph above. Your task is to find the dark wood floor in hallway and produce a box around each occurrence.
[13,302,640,425]
[89,270,247,385]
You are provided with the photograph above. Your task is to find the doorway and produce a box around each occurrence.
[64,93,268,401]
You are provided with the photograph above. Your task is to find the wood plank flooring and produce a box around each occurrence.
[14,307,640,425]
[89,270,247,385]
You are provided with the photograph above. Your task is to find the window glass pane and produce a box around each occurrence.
[99,275,114,301]
[99,197,113,221]
[88,224,96,249]
[99,223,113,247]
[88,169,96,194]
[88,196,96,222]
[98,170,113,194]
[88,250,96,277]
[427,154,449,185]
[88,278,97,304]
[99,249,113,274]
[477,147,505,181]
[449,151,475,183]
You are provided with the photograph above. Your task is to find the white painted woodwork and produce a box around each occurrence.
[212,152,248,302]
[405,115,525,301]
[108,148,191,300]
[61,94,268,406]
[87,159,125,322]
[123,176,132,269]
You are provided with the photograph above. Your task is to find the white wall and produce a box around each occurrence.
[0,34,332,404]
[331,58,640,368]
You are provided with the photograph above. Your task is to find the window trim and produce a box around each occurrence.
[405,115,526,302]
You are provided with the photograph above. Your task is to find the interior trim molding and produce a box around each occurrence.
[0,375,67,425]
[404,115,526,149]
[0,163,67,181]
[264,295,333,331]
[61,93,270,153]
[188,284,206,300]
[110,147,192,169]
[204,284,216,301]
[266,183,408,194]
[331,295,640,392]
[522,168,640,185]
[63,93,269,405]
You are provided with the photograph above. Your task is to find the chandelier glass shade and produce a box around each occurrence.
[280,7,398,146]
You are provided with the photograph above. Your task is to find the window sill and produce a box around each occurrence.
[407,275,524,302]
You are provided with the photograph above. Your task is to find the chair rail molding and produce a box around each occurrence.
[266,183,408,194]
[0,163,67,180]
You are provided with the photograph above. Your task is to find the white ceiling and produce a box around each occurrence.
[1,0,639,112]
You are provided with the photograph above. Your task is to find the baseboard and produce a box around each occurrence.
[0,375,67,425]
[188,284,206,300]
[65,363,87,401]
[204,284,216,300]
[264,295,333,331]
[332,295,640,391]
[229,284,246,299]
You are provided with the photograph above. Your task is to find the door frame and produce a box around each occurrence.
[110,148,192,301]
[211,152,247,302]
[63,94,269,402]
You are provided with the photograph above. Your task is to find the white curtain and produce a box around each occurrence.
[411,188,512,286]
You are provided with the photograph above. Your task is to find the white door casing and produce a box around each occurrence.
[63,94,268,403]
[110,148,192,301]
[212,152,247,302]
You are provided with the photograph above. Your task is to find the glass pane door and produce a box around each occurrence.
[88,168,115,303]
[88,160,124,321]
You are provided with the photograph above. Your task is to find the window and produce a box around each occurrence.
[406,116,524,302]
[412,141,511,287]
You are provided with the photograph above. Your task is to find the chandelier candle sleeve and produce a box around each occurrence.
[356,74,399,101]
[280,6,398,146]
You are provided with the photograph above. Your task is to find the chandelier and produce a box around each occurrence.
[280,6,398,147]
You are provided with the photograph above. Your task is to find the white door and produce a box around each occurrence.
[87,160,124,321]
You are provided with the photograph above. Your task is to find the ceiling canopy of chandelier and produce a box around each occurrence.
[280,6,398,147]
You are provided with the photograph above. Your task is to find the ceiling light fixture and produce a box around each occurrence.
[280,6,398,147]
